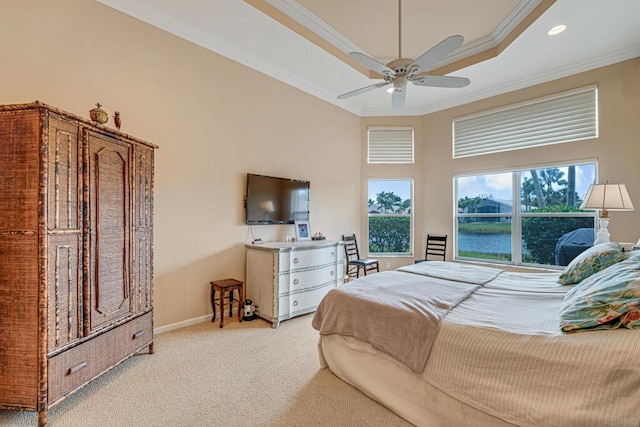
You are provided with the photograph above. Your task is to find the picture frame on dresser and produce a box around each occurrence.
[294,220,311,241]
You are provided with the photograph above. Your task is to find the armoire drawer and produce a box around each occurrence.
[47,312,152,403]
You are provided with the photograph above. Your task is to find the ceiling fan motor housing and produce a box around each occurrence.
[387,58,413,75]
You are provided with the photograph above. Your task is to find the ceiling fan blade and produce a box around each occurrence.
[412,75,470,88]
[409,35,464,73]
[391,87,406,110]
[349,52,395,77]
[337,81,391,100]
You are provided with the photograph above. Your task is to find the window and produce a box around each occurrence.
[368,179,413,256]
[457,172,514,262]
[455,162,597,267]
[453,86,598,158]
[368,127,414,163]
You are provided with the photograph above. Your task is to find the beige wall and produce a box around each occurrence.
[0,0,361,327]
[1,1,638,328]
[363,58,640,267]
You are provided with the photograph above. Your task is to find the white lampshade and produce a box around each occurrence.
[580,183,634,217]
[580,183,634,245]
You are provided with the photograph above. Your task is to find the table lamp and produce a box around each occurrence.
[580,183,634,245]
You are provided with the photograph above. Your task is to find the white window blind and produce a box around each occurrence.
[453,86,597,158]
[368,127,414,163]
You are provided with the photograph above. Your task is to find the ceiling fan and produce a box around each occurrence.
[337,0,470,110]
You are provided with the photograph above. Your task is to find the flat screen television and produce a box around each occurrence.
[245,173,310,225]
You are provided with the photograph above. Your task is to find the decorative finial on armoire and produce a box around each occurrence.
[89,103,108,124]
[113,111,121,130]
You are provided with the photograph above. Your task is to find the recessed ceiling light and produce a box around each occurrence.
[548,24,567,36]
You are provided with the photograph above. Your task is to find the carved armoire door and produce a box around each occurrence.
[85,131,133,332]
[46,114,83,350]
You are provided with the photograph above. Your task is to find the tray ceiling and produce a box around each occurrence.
[98,0,640,116]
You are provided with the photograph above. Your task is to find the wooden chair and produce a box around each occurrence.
[415,234,447,263]
[342,234,379,278]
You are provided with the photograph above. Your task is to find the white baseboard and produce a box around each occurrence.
[154,314,211,335]
[153,308,241,335]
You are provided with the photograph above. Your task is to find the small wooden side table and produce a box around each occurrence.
[210,278,244,328]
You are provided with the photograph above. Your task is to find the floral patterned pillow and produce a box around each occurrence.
[557,242,626,285]
[560,255,640,332]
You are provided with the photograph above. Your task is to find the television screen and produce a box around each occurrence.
[245,173,310,225]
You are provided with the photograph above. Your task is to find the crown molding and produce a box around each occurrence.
[264,0,364,54]
[265,0,547,70]
[423,0,547,68]
[97,0,363,116]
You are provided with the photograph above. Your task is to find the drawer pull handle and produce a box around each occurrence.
[293,258,299,264]
[293,279,299,285]
[293,300,298,306]
[331,271,335,276]
[331,252,335,257]
[133,330,145,340]
[68,361,87,375]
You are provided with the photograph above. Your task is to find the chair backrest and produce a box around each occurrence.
[342,234,360,261]
[425,234,447,261]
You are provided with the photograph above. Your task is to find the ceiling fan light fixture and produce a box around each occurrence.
[336,0,468,110]
[548,24,567,36]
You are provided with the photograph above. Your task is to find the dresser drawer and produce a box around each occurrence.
[281,264,339,293]
[48,312,152,403]
[279,246,338,271]
[279,285,335,318]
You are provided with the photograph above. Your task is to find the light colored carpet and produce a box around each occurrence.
[0,314,412,426]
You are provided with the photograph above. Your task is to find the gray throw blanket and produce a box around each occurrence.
[397,261,503,285]
[312,271,479,373]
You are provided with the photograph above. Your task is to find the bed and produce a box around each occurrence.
[312,246,640,427]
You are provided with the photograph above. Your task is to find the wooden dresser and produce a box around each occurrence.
[0,102,156,426]
[245,241,345,328]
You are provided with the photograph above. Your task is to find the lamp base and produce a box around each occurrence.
[594,217,610,245]
[594,231,610,245]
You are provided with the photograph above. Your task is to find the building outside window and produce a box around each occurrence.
[368,179,413,256]
[455,162,597,267]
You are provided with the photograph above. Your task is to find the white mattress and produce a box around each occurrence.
[318,270,640,426]
[319,334,515,427]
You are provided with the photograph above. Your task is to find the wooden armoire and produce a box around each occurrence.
[0,102,156,426]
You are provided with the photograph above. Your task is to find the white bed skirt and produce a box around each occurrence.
[318,334,514,427]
